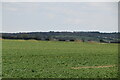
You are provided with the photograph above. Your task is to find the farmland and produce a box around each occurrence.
[2,39,118,78]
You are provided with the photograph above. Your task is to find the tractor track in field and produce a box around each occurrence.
[71,65,116,69]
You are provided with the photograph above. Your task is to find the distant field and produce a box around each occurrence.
[2,40,118,78]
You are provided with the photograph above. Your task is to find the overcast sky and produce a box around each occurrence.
[2,2,118,33]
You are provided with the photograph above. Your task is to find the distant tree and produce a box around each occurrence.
[82,38,85,42]
[100,39,105,43]
[2,31,119,43]
[70,39,75,41]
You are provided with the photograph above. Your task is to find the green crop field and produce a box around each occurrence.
[2,39,118,78]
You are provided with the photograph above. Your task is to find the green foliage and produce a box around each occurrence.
[1,32,119,42]
[2,40,118,78]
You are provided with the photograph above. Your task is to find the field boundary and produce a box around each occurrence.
[71,65,116,69]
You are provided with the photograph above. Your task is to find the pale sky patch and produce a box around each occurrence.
[2,2,118,33]
[1,0,119,2]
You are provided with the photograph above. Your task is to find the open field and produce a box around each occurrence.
[2,40,118,78]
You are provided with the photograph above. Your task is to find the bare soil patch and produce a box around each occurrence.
[71,65,116,69]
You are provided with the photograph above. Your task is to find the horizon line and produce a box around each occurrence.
[1,30,119,33]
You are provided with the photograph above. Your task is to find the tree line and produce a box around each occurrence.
[1,31,120,43]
